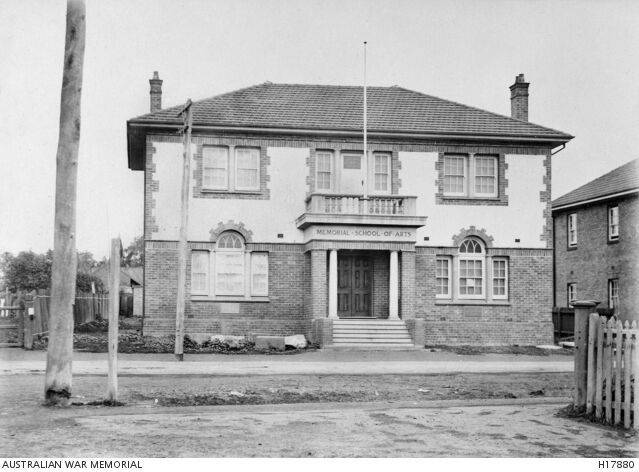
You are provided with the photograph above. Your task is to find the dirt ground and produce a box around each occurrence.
[2,371,636,457]
[2,371,574,411]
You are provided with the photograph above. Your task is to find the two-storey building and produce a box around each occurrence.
[127,73,572,347]
[552,159,638,322]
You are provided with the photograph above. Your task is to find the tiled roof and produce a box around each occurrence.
[129,82,572,141]
[552,159,639,209]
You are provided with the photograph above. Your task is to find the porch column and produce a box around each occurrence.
[389,250,399,319]
[328,249,338,318]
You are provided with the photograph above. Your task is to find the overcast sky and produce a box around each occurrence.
[1,0,638,258]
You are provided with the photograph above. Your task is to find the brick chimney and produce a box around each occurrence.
[149,71,163,113]
[509,73,529,121]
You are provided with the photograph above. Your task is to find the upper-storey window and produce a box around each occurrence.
[443,154,498,198]
[567,213,577,247]
[374,153,390,192]
[316,151,333,191]
[202,146,229,190]
[235,148,260,191]
[608,205,619,241]
[474,156,498,197]
[444,155,466,195]
[202,146,259,192]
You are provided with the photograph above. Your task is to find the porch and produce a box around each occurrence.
[308,248,423,348]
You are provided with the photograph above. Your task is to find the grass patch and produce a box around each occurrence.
[427,345,571,356]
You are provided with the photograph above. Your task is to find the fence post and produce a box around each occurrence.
[21,295,33,350]
[107,238,121,402]
[572,300,599,409]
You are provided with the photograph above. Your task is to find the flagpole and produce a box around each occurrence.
[363,41,368,199]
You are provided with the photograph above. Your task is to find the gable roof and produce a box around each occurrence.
[552,159,639,210]
[91,266,144,288]
[127,82,573,170]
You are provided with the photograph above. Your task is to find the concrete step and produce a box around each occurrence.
[334,341,413,346]
[333,326,410,331]
[330,319,414,350]
[332,335,413,342]
[333,319,405,324]
[325,344,421,351]
[333,332,411,339]
[333,331,410,336]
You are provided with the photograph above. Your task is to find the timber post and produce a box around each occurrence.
[107,238,121,402]
[175,99,193,361]
[21,295,33,350]
[572,300,599,409]
[44,0,86,406]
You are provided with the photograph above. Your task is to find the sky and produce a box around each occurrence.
[1,0,638,258]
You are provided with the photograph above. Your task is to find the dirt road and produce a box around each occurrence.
[1,371,635,457]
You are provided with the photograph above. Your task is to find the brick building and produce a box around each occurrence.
[126,73,573,347]
[552,159,639,322]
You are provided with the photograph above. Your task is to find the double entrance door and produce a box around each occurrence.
[337,254,371,318]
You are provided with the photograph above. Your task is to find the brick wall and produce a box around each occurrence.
[414,247,554,345]
[144,242,311,338]
[370,251,389,318]
[400,251,416,320]
[309,250,328,320]
[553,195,639,322]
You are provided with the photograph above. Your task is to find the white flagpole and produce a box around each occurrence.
[363,41,368,199]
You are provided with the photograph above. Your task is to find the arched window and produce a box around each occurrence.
[458,237,485,298]
[217,231,244,250]
[459,238,483,254]
[215,232,246,295]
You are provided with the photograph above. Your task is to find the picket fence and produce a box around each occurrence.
[586,313,638,429]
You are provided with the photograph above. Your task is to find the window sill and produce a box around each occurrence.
[567,245,578,251]
[435,299,511,306]
[607,238,620,245]
[190,296,270,303]
[201,189,262,195]
[442,196,500,201]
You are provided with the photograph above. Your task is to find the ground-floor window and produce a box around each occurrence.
[435,257,451,298]
[436,238,509,302]
[608,278,619,314]
[567,283,577,307]
[492,258,508,299]
[190,231,269,298]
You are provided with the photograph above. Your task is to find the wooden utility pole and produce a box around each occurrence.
[44,0,86,406]
[175,99,193,361]
[107,238,121,402]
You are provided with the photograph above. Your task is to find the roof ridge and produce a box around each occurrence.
[552,158,639,206]
[130,82,272,121]
[393,85,573,138]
